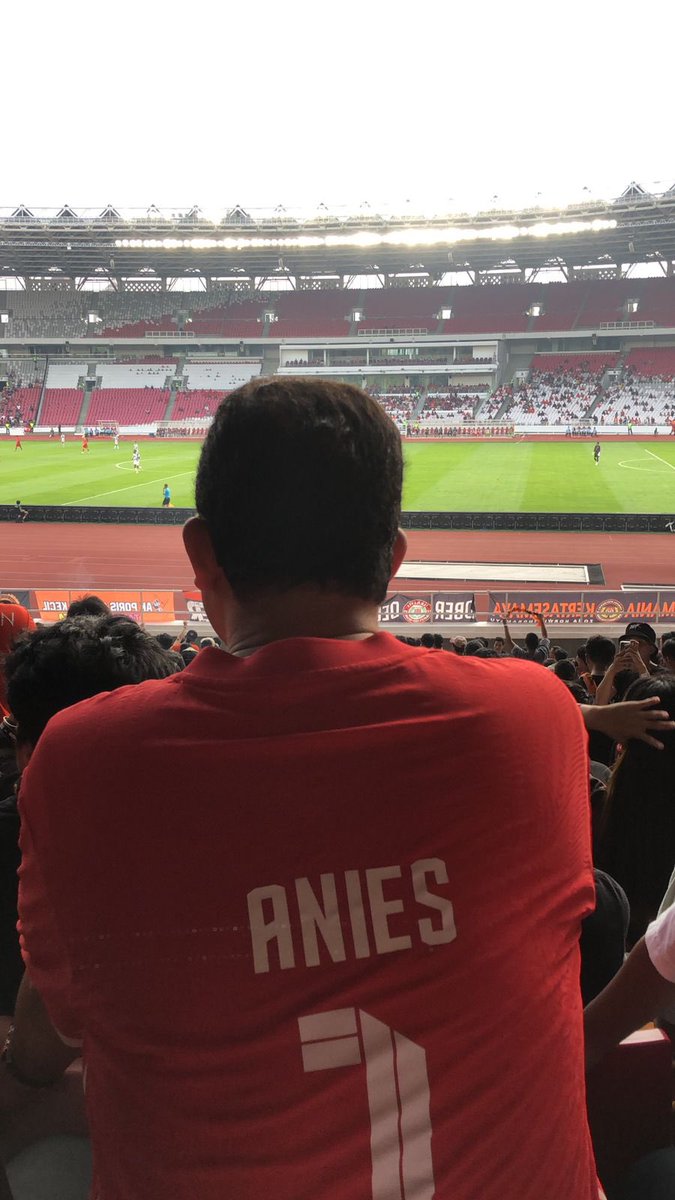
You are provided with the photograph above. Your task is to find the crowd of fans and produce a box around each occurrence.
[1,379,675,1199]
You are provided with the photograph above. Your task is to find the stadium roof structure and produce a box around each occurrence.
[2,185,675,285]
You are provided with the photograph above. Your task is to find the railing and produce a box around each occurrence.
[144,331,195,338]
[599,320,656,329]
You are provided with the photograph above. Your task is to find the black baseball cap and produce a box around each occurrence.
[623,621,657,646]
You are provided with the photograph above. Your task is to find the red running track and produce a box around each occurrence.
[0,524,672,593]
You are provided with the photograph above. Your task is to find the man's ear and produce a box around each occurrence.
[391,528,407,577]
[183,517,222,592]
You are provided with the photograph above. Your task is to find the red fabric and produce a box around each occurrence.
[0,603,35,712]
[18,636,597,1200]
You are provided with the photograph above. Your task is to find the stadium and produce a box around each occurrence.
[1,186,674,634]
[3,181,675,1200]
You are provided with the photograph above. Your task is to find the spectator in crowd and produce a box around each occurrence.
[502,612,550,662]
[464,638,486,656]
[492,635,505,654]
[66,595,110,619]
[585,898,675,1068]
[662,638,675,673]
[451,635,467,654]
[552,646,568,662]
[594,640,646,708]
[0,595,35,717]
[595,675,675,946]
[0,616,179,1018]
[585,636,616,688]
[552,658,577,683]
[9,378,602,1200]
[623,622,660,672]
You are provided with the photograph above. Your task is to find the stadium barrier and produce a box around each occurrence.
[10,586,675,630]
[0,506,673,533]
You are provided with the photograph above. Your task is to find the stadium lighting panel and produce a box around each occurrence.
[113,217,618,255]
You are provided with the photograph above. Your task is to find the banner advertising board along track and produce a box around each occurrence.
[33,590,177,624]
[489,591,675,624]
[378,592,476,625]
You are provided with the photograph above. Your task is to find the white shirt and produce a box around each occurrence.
[645,904,675,983]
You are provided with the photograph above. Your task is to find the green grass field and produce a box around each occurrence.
[1,437,675,513]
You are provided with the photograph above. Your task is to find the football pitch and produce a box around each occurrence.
[0,437,674,514]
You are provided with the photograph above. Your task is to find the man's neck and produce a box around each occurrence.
[220,591,381,659]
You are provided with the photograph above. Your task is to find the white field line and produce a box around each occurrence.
[644,449,675,473]
[64,469,194,506]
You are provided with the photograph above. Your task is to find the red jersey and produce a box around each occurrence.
[18,636,598,1200]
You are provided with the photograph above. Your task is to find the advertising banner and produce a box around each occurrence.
[378,592,475,625]
[488,591,675,624]
[33,589,176,624]
[182,590,208,622]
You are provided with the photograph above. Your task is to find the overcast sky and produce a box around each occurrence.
[2,0,673,216]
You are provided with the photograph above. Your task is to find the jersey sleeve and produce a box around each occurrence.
[645,905,675,984]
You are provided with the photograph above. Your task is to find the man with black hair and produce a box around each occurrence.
[0,616,178,1021]
[502,612,551,663]
[663,639,675,674]
[585,635,615,687]
[12,378,602,1200]
[66,594,110,620]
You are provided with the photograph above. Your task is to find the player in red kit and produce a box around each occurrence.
[81,436,89,453]
[14,380,604,1200]
[14,436,22,451]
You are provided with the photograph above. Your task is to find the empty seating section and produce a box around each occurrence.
[87,390,171,425]
[41,390,84,426]
[530,353,619,375]
[173,391,225,420]
[531,282,588,332]
[624,346,675,376]
[273,319,352,337]
[272,291,351,337]
[95,363,176,388]
[441,285,539,334]
[4,279,675,340]
[45,361,88,388]
[182,361,261,390]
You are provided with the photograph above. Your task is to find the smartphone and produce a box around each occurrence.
[619,640,631,652]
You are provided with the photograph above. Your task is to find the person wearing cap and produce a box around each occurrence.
[622,622,659,672]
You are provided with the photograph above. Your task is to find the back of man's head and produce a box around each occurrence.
[194,378,403,603]
[524,631,540,652]
[6,615,177,748]
[552,659,577,682]
[585,635,615,674]
[67,594,110,619]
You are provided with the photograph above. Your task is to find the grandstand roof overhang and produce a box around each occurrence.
[3,190,675,282]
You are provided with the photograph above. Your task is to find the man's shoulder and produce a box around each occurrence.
[43,674,181,746]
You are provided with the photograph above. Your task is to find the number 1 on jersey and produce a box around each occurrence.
[299,1007,434,1200]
